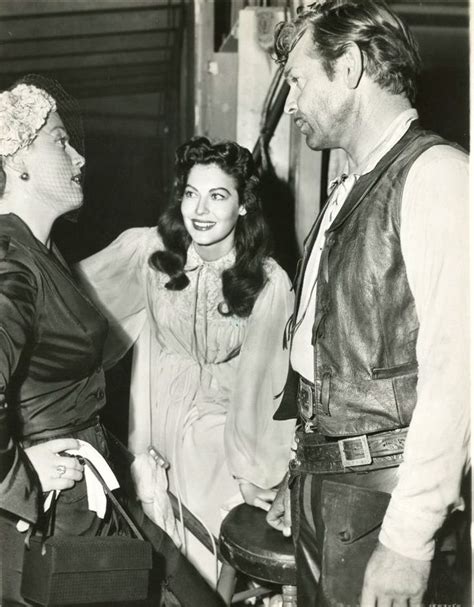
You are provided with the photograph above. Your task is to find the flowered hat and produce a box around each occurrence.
[0,83,56,157]
[0,74,84,158]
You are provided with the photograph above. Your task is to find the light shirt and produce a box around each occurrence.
[380,139,469,560]
[289,172,357,367]
[291,108,470,560]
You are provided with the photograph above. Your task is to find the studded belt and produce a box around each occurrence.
[289,427,407,475]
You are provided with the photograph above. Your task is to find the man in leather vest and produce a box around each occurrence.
[266,2,469,605]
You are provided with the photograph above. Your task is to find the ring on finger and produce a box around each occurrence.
[56,464,67,477]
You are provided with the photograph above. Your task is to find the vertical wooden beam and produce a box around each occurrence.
[194,0,214,136]
[237,7,290,181]
[180,0,196,142]
[207,51,238,141]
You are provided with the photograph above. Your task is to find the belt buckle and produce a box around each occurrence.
[338,435,372,467]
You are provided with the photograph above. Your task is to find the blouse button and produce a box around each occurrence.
[95,388,105,400]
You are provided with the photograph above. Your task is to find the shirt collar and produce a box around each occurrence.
[329,108,419,190]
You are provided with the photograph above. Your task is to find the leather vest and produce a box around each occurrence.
[277,124,456,436]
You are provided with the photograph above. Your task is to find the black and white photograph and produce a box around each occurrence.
[0,1,470,606]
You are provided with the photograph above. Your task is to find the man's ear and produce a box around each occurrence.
[342,42,364,89]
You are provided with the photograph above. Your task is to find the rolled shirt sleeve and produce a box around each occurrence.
[379,145,470,560]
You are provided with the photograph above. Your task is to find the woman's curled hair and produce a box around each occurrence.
[149,137,272,318]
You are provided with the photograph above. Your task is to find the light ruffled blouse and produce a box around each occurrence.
[77,227,295,535]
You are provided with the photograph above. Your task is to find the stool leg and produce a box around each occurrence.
[216,562,237,606]
[282,584,297,606]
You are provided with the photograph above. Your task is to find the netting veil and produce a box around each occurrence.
[0,74,86,220]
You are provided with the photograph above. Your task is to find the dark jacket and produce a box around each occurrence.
[0,213,108,524]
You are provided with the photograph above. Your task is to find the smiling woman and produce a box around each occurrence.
[77,137,296,583]
[181,163,244,261]
[153,138,271,318]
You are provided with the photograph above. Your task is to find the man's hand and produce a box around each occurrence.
[361,541,431,606]
[266,473,291,537]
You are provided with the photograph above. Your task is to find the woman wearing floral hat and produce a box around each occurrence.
[0,77,224,607]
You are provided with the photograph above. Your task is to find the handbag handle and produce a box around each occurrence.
[25,456,146,553]
[79,456,145,541]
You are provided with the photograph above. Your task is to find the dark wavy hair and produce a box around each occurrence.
[149,137,272,318]
[274,0,421,104]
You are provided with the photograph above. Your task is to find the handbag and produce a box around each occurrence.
[21,457,152,606]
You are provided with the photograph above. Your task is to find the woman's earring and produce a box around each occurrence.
[239,207,247,216]
[20,172,29,181]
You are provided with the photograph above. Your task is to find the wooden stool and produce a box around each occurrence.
[218,504,297,606]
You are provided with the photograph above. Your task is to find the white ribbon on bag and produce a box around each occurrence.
[16,440,119,532]
[65,439,119,518]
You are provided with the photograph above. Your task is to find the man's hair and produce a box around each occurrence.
[274,0,421,104]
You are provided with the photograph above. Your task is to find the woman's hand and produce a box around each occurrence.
[239,481,277,512]
[25,438,84,492]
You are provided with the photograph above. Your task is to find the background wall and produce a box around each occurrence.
[0,0,193,262]
[0,0,194,440]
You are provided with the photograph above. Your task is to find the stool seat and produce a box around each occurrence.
[219,504,296,586]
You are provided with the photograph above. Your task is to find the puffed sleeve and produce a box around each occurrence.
[76,227,159,368]
[0,252,41,522]
[224,260,296,489]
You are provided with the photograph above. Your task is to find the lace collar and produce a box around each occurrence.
[184,243,236,273]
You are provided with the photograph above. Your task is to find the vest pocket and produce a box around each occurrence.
[320,369,332,415]
[371,361,418,380]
